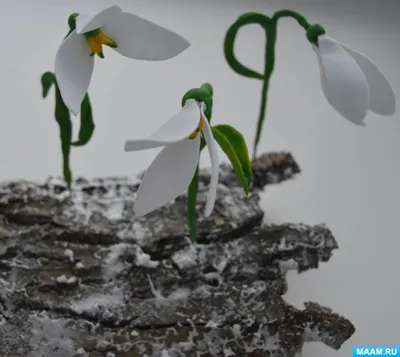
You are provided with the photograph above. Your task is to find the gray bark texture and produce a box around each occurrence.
[0,152,355,357]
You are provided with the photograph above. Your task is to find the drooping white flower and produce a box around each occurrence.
[55,4,190,115]
[313,35,395,125]
[124,99,219,218]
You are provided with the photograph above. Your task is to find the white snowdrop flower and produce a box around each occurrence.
[313,35,395,125]
[55,4,190,115]
[124,99,219,218]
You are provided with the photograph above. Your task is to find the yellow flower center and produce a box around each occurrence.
[189,119,203,140]
[85,29,118,58]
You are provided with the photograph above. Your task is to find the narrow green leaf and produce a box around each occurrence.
[212,126,252,194]
[41,72,56,98]
[71,93,95,146]
[41,71,74,189]
[44,81,73,189]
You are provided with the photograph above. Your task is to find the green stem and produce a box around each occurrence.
[271,10,311,30]
[55,85,73,190]
[182,85,213,241]
[187,167,199,241]
[253,21,276,158]
[223,9,317,158]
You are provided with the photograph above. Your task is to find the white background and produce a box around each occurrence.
[0,0,399,356]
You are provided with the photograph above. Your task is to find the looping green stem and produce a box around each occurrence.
[223,9,324,158]
[224,13,270,80]
[271,9,311,29]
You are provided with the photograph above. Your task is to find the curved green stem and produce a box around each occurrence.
[271,9,311,29]
[182,83,214,120]
[253,20,276,158]
[224,13,270,80]
[223,9,322,158]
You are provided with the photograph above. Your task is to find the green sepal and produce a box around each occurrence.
[64,13,79,39]
[41,72,56,98]
[71,94,95,147]
[212,125,252,194]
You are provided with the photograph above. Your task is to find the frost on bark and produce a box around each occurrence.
[0,152,354,357]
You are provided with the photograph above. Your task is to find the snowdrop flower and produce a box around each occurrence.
[313,35,395,125]
[55,5,190,115]
[124,99,219,218]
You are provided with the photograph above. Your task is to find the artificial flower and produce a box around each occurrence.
[55,4,190,115]
[313,35,395,125]
[124,99,219,218]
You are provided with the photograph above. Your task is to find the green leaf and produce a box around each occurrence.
[42,71,73,190]
[71,93,95,147]
[41,72,56,98]
[212,125,253,194]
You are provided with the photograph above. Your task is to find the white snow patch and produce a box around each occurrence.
[147,275,191,303]
[161,350,171,357]
[147,275,164,299]
[279,258,298,272]
[75,347,87,356]
[172,243,198,270]
[106,201,124,220]
[56,275,77,285]
[231,323,242,338]
[303,322,324,342]
[102,243,130,280]
[223,347,236,356]
[75,262,84,269]
[135,250,159,268]
[103,243,159,280]
[63,249,74,262]
[205,320,220,328]
[95,340,111,350]
[27,315,75,357]
[130,330,139,337]
[71,287,124,316]
[167,288,191,301]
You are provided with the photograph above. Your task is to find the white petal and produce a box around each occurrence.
[101,11,190,60]
[75,5,121,34]
[314,35,370,125]
[134,136,200,217]
[124,99,200,152]
[55,31,94,116]
[200,108,219,217]
[343,45,395,116]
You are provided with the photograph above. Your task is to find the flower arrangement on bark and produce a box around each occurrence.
[39,5,395,240]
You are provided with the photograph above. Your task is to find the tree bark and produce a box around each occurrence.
[0,152,354,357]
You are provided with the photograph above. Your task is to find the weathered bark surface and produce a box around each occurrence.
[0,152,354,357]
